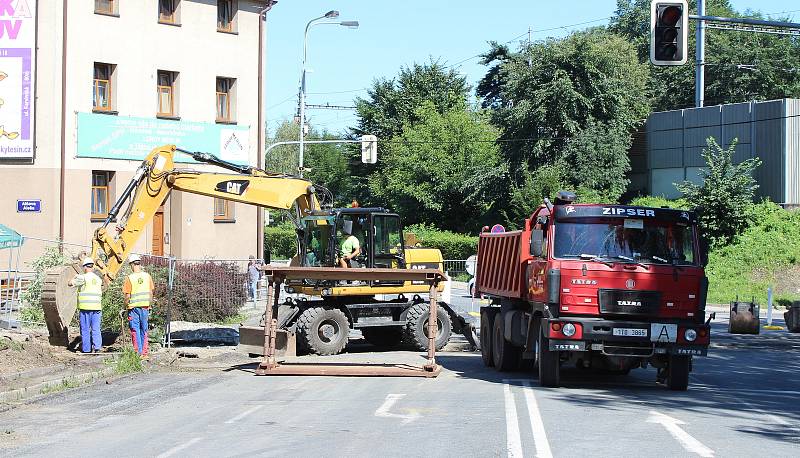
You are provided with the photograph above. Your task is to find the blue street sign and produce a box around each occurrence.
[17,199,41,212]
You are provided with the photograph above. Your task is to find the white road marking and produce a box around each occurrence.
[156,437,203,458]
[224,405,264,424]
[502,382,524,458]
[647,411,714,457]
[521,381,553,458]
[374,393,419,424]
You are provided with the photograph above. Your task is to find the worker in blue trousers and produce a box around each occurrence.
[68,257,103,353]
[123,254,154,357]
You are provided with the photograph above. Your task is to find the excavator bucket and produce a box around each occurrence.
[238,325,297,359]
[41,264,81,346]
[728,300,760,334]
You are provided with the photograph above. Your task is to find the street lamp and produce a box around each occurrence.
[298,11,359,177]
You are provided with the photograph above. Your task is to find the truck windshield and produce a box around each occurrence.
[554,220,696,265]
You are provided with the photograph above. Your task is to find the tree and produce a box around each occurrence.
[610,0,800,111]
[675,138,762,246]
[477,29,649,201]
[265,119,356,206]
[369,103,506,233]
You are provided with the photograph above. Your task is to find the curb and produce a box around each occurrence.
[0,366,116,404]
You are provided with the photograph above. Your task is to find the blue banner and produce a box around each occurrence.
[76,113,251,165]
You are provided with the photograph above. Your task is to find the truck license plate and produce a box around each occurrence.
[612,328,648,337]
[650,323,678,342]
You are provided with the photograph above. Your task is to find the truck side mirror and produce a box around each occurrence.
[530,229,544,257]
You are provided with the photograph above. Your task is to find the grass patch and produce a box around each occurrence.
[107,347,144,375]
[40,378,81,395]
[0,338,24,352]
[216,312,248,326]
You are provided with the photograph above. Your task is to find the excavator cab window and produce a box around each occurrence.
[303,217,335,267]
[338,214,368,268]
[373,213,405,269]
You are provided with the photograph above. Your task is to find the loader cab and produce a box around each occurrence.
[300,208,406,271]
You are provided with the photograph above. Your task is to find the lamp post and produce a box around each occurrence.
[298,10,359,177]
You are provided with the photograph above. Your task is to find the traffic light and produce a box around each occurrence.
[650,0,688,66]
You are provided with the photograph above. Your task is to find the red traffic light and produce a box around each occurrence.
[660,6,682,26]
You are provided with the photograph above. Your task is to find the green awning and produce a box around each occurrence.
[0,224,23,249]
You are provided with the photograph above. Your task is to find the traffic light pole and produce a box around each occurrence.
[689,4,800,108]
[694,0,705,108]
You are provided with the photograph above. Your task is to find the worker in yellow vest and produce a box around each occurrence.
[68,257,103,353]
[123,254,154,356]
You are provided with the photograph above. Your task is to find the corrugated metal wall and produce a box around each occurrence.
[642,98,798,205]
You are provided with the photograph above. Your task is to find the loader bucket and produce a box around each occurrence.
[729,301,760,334]
[238,325,297,359]
[785,301,800,333]
[41,264,81,346]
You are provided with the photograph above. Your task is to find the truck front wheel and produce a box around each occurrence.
[667,355,690,391]
[537,331,560,387]
[492,313,520,371]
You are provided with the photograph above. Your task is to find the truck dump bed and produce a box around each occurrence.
[476,231,527,299]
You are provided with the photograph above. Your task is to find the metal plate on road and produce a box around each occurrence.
[612,327,648,337]
[650,323,678,342]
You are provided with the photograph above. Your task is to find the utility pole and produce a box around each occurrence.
[695,0,705,107]
[527,26,532,67]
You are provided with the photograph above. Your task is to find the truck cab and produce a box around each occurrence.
[477,192,711,390]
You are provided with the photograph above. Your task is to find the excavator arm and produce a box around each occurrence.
[90,145,321,282]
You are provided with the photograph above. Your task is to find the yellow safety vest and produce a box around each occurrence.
[128,271,152,309]
[77,272,103,311]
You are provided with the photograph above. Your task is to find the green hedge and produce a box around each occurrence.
[405,224,478,260]
[628,195,689,209]
[264,223,297,259]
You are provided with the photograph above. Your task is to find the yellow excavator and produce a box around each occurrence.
[42,145,474,355]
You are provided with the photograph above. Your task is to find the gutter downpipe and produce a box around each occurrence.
[59,0,68,244]
[257,1,278,261]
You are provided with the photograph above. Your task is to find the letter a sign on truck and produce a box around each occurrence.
[0,0,35,160]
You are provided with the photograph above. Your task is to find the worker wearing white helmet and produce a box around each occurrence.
[68,257,103,353]
[123,254,154,357]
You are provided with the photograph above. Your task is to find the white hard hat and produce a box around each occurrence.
[82,257,94,267]
[129,254,142,263]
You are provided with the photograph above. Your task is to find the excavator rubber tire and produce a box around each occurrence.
[492,313,520,371]
[361,326,404,348]
[296,306,350,356]
[41,264,81,346]
[403,302,452,351]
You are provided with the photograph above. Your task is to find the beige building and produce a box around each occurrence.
[0,0,271,264]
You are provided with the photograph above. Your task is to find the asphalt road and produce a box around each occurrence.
[2,293,798,457]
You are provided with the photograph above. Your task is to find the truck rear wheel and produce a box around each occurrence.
[537,331,560,387]
[667,355,690,391]
[296,307,350,355]
[480,308,497,367]
[492,313,520,371]
[404,302,452,351]
[361,327,404,348]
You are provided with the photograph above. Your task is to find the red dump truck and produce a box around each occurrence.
[476,192,711,390]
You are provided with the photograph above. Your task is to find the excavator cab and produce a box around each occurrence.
[300,208,406,273]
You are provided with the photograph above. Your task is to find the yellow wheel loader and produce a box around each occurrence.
[42,145,475,355]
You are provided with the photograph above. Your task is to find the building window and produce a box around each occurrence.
[157,70,178,118]
[216,77,236,123]
[91,171,113,220]
[159,0,180,24]
[95,0,118,15]
[214,198,235,222]
[217,0,237,33]
[93,62,115,112]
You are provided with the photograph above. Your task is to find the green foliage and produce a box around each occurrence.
[264,222,297,260]
[370,103,506,232]
[610,0,800,111]
[406,224,478,260]
[108,347,143,375]
[478,29,650,179]
[19,245,71,323]
[706,202,800,305]
[628,195,689,209]
[0,338,23,352]
[675,138,761,246]
[561,121,633,201]
[503,163,566,227]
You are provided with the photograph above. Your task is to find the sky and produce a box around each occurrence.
[263,0,799,135]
